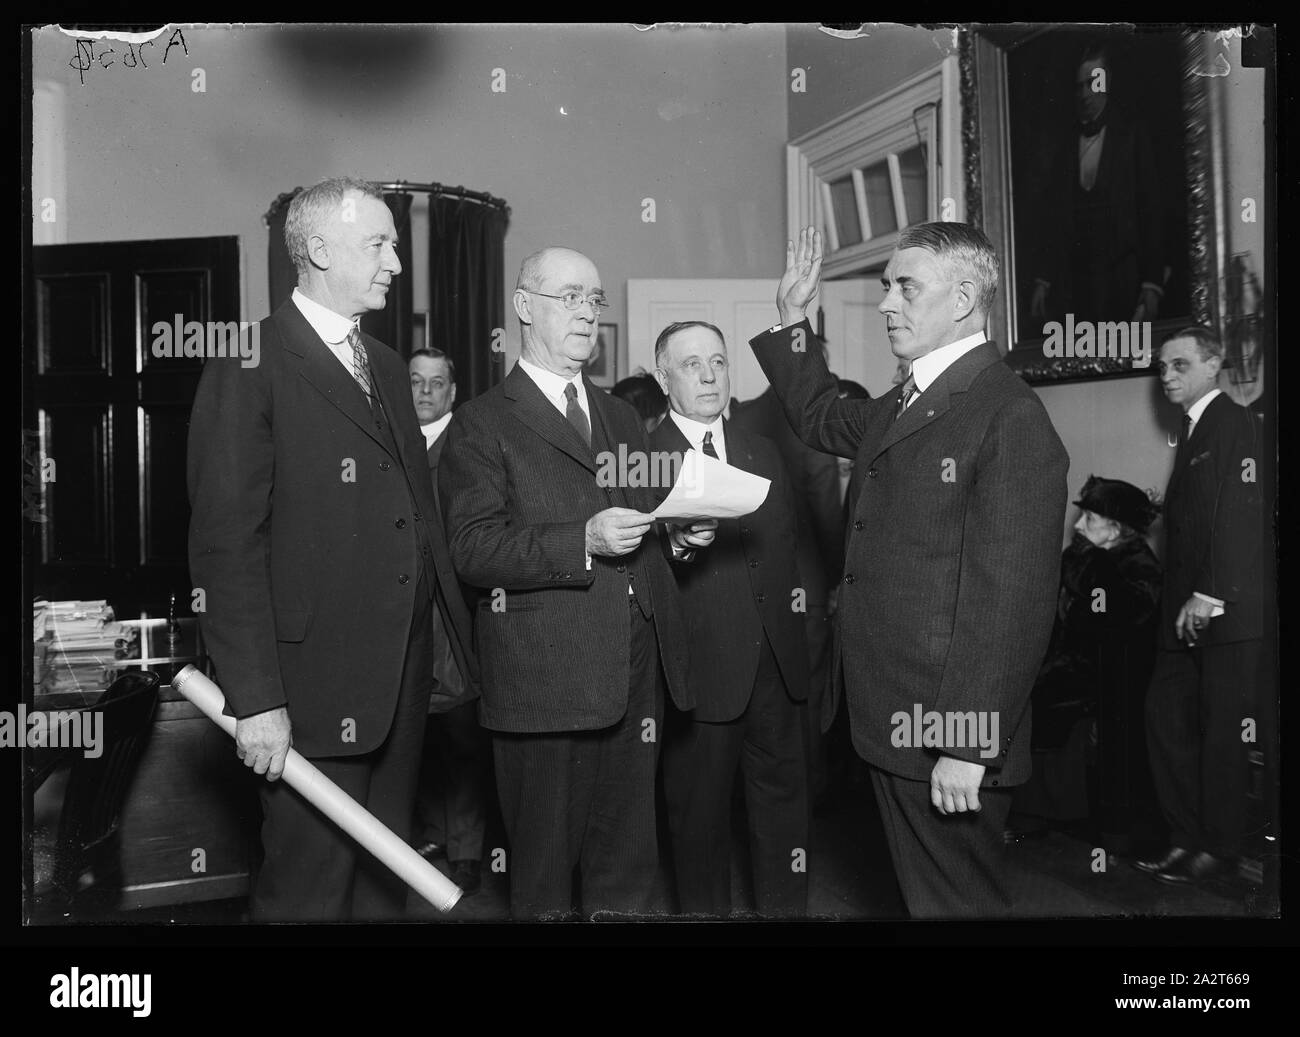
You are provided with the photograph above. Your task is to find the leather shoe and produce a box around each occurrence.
[1155,850,1231,885]
[450,859,481,896]
[415,841,446,862]
[1133,845,1190,875]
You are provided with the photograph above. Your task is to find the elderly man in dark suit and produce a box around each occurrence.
[188,177,478,921]
[749,223,1069,917]
[408,348,490,894]
[1135,327,1266,885]
[650,320,810,917]
[439,247,713,919]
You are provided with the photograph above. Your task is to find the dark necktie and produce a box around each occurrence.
[564,382,591,447]
[1175,412,1192,468]
[702,430,719,459]
[894,373,918,422]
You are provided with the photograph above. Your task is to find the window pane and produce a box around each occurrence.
[897,145,928,227]
[828,176,862,247]
[862,161,897,237]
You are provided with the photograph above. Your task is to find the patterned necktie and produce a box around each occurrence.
[564,382,591,447]
[702,430,719,459]
[346,325,374,402]
[894,374,918,421]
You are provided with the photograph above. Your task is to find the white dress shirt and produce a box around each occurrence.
[420,412,453,451]
[1185,387,1222,437]
[908,330,988,395]
[668,410,727,464]
[516,355,591,426]
[292,287,364,381]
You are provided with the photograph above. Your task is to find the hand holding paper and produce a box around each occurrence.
[652,448,770,522]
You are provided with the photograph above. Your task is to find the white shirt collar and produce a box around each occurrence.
[668,409,725,453]
[1185,387,1222,431]
[909,331,988,393]
[420,412,453,449]
[517,355,587,408]
[292,287,358,346]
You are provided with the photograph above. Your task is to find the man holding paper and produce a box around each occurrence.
[749,224,1068,917]
[651,321,811,917]
[439,246,712,918]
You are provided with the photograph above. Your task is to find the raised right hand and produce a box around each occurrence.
[586,507,654,557]
[235,706,292,782]
[777,225,824,326]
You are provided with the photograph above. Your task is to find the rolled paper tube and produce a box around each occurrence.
[171,664,462,913]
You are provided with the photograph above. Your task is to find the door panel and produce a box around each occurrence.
[32,236,240,617]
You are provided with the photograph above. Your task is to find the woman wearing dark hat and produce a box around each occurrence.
[1010,476,1163,854]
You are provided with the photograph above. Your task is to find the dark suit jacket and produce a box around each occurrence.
[426,424,477,712]
[649,416,809,722]
[439,362,692,733]
[750,322,1068,786]
[730,389,845,602]
[187,298,478,757]
[1031,114,1165,320]
[1160,392,1265,650]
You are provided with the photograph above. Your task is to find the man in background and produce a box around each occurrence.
[1136,328,1265,884]
[652,320,810,917]
[731,352,843,811]
[409,347,490,895]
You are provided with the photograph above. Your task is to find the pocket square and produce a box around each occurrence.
[1189,451,1211,467]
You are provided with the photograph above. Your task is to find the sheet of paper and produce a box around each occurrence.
[652,448,770,521]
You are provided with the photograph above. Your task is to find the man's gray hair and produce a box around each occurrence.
[896,221,1000,317]
[516,246,574,293]
[1164,325,1225,364]
[284,177,384,279]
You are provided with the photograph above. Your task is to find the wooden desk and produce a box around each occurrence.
[113,682,259,909]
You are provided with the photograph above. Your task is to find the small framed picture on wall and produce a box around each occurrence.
[585,323,618,388]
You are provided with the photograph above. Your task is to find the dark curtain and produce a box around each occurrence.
[361,192,413,356]
[266,190,414,359]
[429,197,509,401]
[266,188,301,312]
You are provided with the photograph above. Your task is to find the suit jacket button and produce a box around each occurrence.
[748,559,759,568]
[991,779,999,787]
[616,564,626,573]
[853,519,864,531]
[867,468,879,478]
[398,574,410,585]
[395,518,407,529]
[755,593,765,603]
[741,526,750,534]
[380,461,392,471]
[844,573,855,585]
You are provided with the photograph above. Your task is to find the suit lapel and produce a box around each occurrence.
[276,300,389,454]
[870,341,1001,462]
[504,363,597,475]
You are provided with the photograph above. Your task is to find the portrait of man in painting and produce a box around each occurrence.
[1011,30,1191,338]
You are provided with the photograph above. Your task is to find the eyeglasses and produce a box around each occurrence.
[525,290,609,312]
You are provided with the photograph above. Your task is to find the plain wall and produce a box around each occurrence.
[786,23,956,139]
[32,23,791,370]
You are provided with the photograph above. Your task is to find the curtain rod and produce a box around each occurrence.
[374,180,509,212]
[264,181,509,224]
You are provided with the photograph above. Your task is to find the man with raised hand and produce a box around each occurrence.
[748,224,1068,917]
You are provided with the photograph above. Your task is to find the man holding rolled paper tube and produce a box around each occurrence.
[187,177,478,921]
[748,224,1068,917]
[439,246,713,919]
